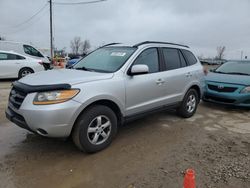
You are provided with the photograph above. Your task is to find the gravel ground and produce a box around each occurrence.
[0,81,250,188]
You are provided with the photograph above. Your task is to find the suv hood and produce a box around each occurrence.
[19,69,114,86]
[206,72,250,86]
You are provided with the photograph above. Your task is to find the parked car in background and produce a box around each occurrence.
[0,41,51,70]
[0,50,45,79]
[6,41,204,153]
[203,60,250,107]
[65,58,81,69]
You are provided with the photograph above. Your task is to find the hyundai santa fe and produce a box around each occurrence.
[6,41,205,153]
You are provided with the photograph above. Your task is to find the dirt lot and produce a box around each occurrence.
[0,81,250,188]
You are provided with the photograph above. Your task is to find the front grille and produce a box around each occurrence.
[205,95,236,104]
[9,87,27,109]
[243,99,250,104]
[208,84,237,93]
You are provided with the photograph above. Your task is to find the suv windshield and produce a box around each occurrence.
[73,47,136,73]
[215,61,250,75]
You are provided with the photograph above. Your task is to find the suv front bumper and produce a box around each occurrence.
[6,93,82,138]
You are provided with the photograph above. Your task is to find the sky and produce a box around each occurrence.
[0,0,250,59]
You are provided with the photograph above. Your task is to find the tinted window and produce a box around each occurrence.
[0,53,8,60]
[179,50,187,67]
[16,55,26,60]
[162,48,181,70]
[23,45,44,57]
[0,53,25,60]
[134,48,159,73]
[181,50,197,65]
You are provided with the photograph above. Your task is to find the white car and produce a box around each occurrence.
[0,50,45,79]
[0,41,51,70]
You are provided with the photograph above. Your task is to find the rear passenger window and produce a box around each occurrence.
[16,55,25,60]
[181,50,197,66]
[134,48,159,73]
[179,50,187,67]
[7,54,18,60]
[162,48,181,70]
[0,53,8,60]
[0,53,25,60]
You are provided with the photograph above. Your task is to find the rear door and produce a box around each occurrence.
[125,48,167,116]
[159,48,192,103]
[0,52,24,78]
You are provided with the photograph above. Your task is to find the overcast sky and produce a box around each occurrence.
[0,0,250,59]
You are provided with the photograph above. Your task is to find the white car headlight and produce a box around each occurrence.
[33,89,79,105]
[241,86,250,94]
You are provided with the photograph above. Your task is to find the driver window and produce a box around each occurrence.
[133,48,159,73]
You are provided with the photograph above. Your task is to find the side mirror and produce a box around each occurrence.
[129,64,149,76]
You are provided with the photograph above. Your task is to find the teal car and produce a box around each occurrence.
[203,61,250,107]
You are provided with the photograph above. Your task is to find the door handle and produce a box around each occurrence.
[185,72,192,77]
[156,79,165,85]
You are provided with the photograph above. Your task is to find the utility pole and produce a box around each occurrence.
[49,0,53,60]
[241,50,243,60]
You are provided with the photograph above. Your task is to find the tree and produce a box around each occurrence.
[82,40,91,55]
[70,36,83,55]
[216,46,226,60]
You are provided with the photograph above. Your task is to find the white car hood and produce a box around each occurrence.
[19,69,114,86]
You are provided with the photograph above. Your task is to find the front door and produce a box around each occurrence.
[125,48,167,116]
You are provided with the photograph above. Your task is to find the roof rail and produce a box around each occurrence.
[133,41,189,48]
[99,42,121,48]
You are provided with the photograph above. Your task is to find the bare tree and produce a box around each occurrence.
[70,36,83,55]
[216,46,226,60]
[82,40,91,55]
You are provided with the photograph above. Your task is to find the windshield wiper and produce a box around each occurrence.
[75,66,95,72]
[213,71,228,74]
[226,72,250,76]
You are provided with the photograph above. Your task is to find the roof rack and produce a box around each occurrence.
[99,42,121,48]
[133,41,189,48]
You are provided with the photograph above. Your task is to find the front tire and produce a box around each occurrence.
[178,89,199,118]
[72,105,118,153]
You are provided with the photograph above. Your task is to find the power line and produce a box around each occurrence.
[53,0,107,5]
[1,8,49,35]
[2,3,48,29]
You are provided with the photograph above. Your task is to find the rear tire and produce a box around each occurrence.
[18,68,34,78]
[178,89,199,118]
[72,105,118,153]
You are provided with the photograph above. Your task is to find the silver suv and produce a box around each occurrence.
[6,41,205,153]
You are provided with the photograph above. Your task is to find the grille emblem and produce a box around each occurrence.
[12,90,17,98]
[218,85,224,89]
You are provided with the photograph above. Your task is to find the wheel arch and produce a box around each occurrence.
[189,85,201,100]
[70,98,124,136]
[18,67,34,78]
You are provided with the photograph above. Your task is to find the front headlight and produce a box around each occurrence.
[33,89,80,105]
[241,86,250,94]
